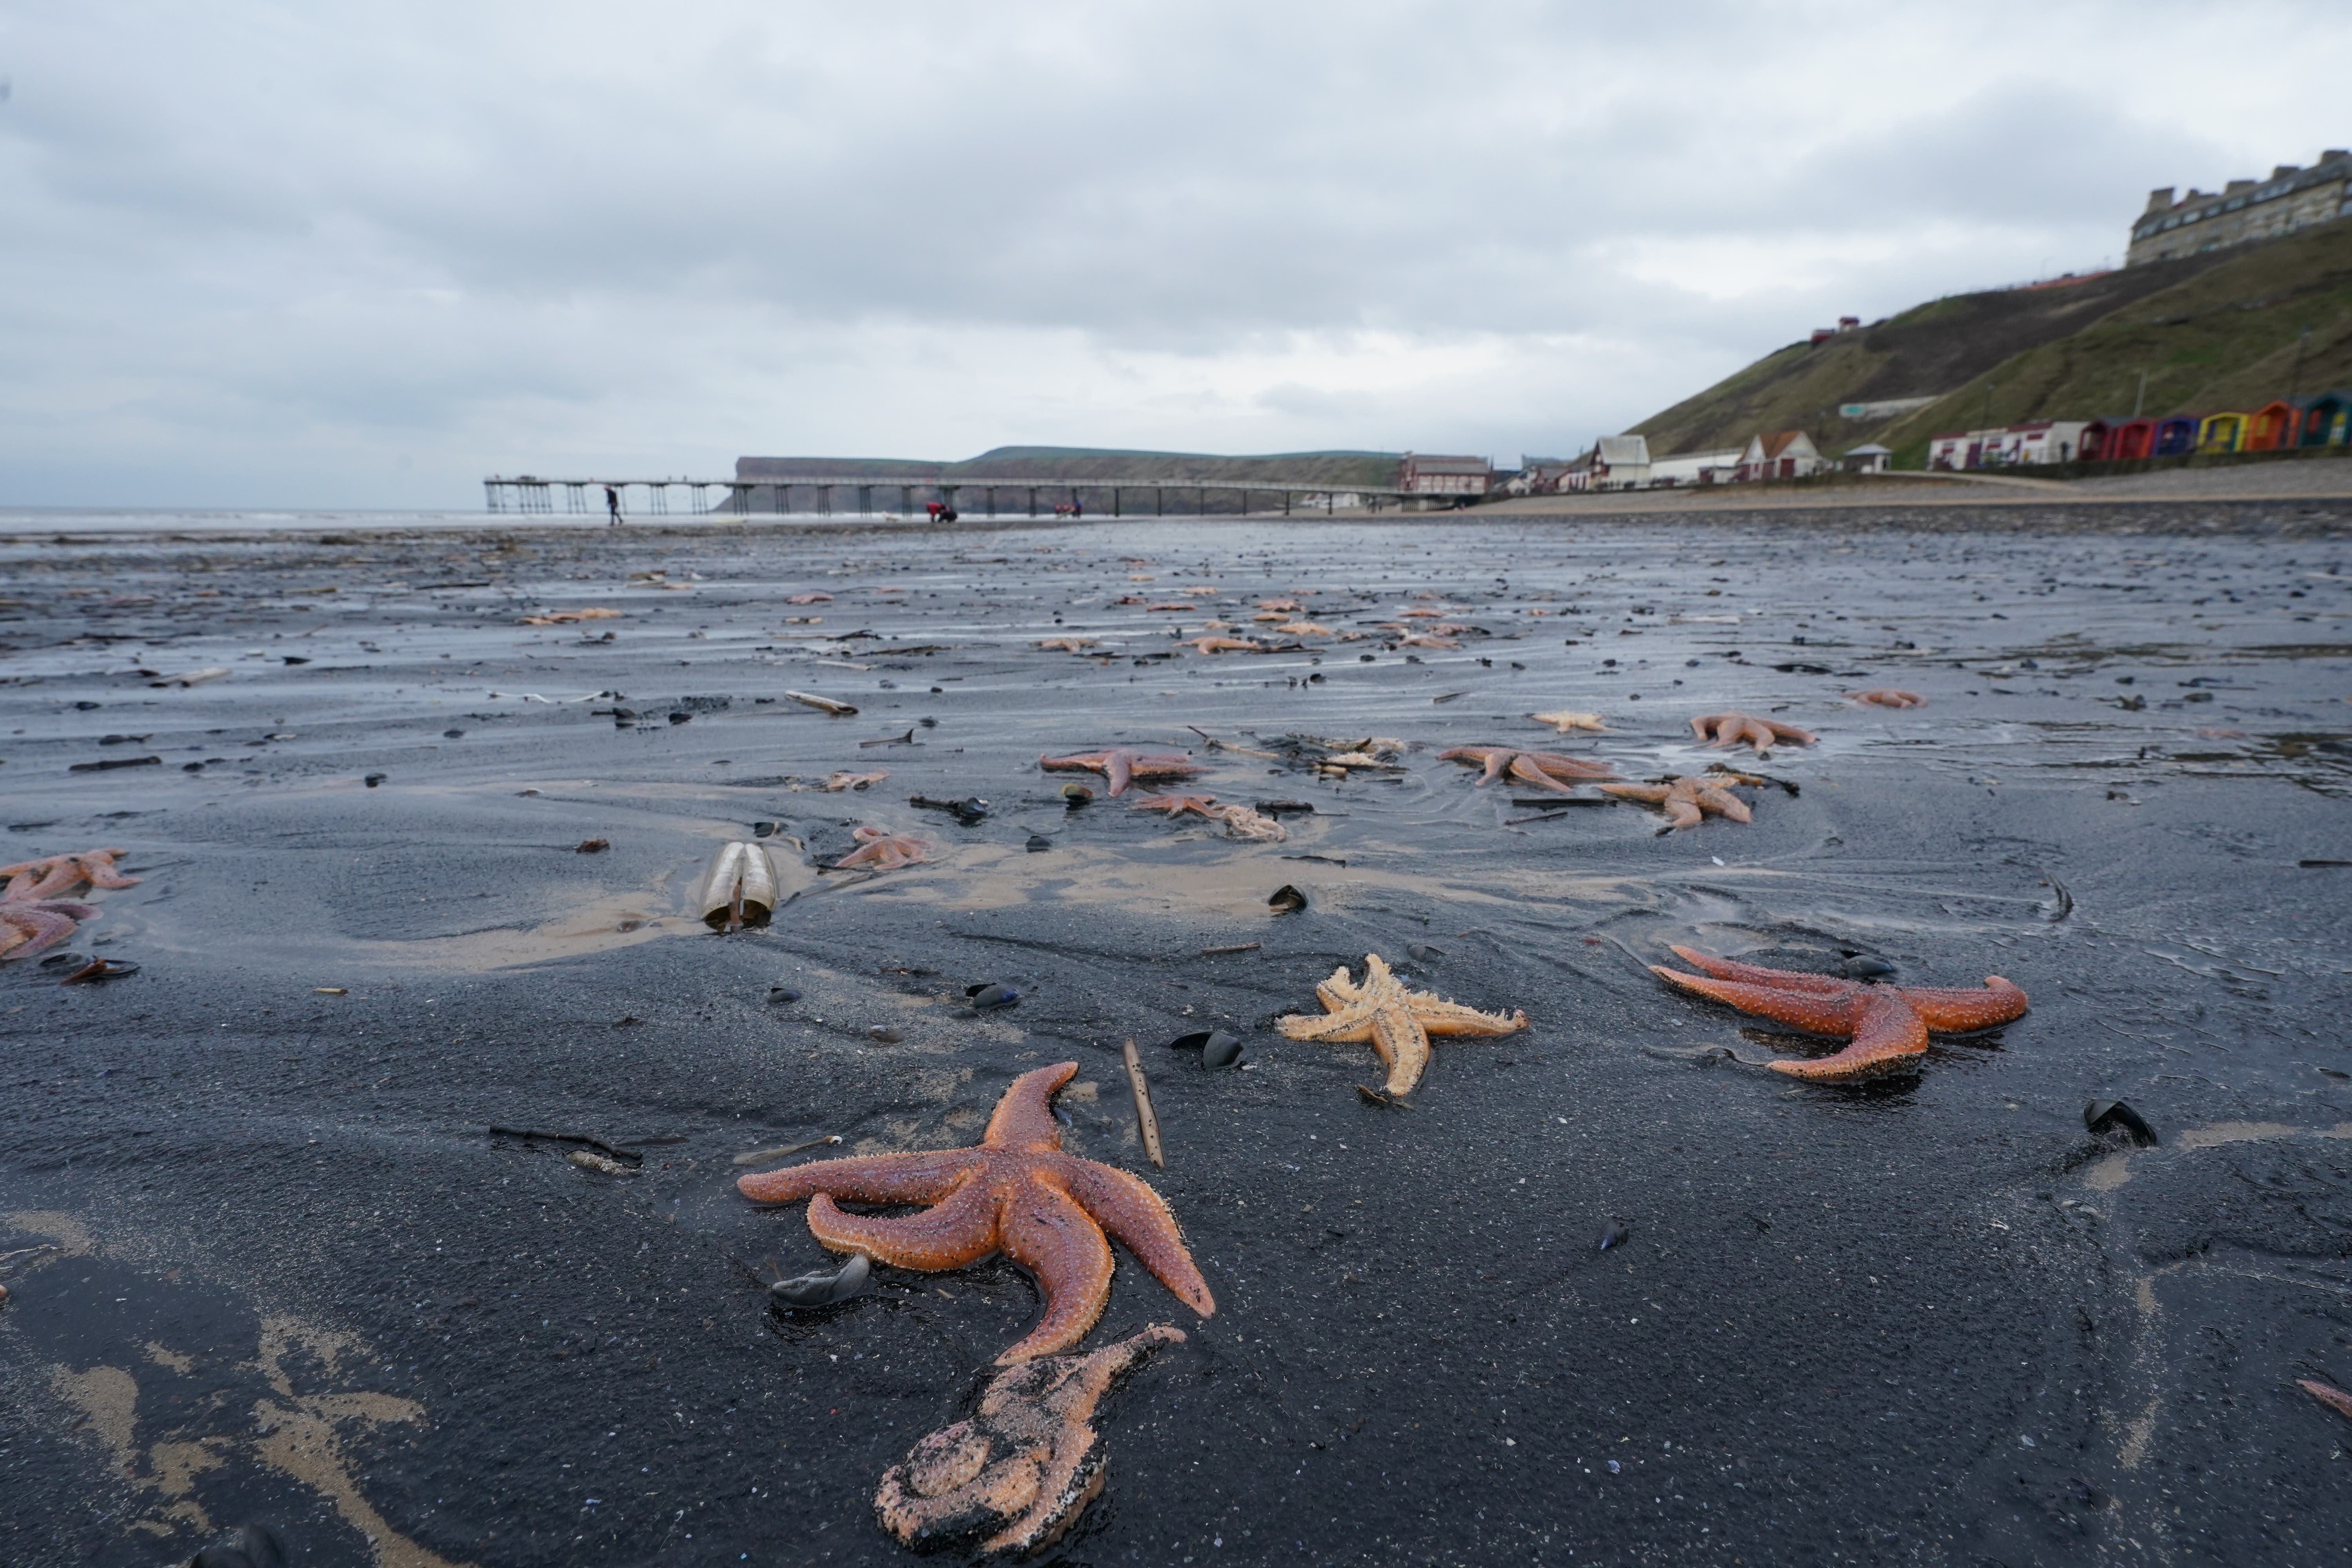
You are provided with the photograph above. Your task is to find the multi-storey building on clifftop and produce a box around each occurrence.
[2127,148,2352,265]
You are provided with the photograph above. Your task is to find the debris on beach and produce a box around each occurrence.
[1267,884,1308,915]
[149,667,229,688]
[910,795,989,826]
[769,1251,873,1308]
[831,826,931,870]
[2085,1100,2160,1147]
[875,1324,1185,1555]
[1168,1029,1243,1070]
[573,837,610,853]
[1599,773,1754,831]
[785,690,860,717]
[1178,635,1271,655]
[1690,711,1817,754]
[1269,734,1407,778]
[516,607,623,625]
[697,841,782,930]
[1649,946,2028,1082]
[1038,748,1200,797]
[1276,953,1527,1096]
[1850,689,1926,708]
[2297,1378,2352,1422]
[823,768,888,792]
[785,592,834,604]
[1441,744,1617,795]
[1127,793,1287,841]
[738,1061,1214,1363]
[1531,710,1607,733]
[1121,1040,1165,1167]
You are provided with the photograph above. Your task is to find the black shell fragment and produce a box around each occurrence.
[2085,1100,2160,1147]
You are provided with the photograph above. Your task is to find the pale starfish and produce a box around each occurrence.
[1439,744,1618,796]
[1129,793,1285,842]
[1530,710,1606,733]
[833,826,930,869]
[1128,793,1223,821]
[1275,620,1334,636]
[1178,635,1264,655]
[1276,952,1527,1096]
[1397,633,1459,649]
[1690,711,1816,753]
[1650,946,2029,1082]
[1036,637,1097,653]
[1849,689,1925,708]
[877,1325,1185,1555]
[1,848,136,902]
[1601,774,1753,830]
[739,1062,1214,1363]
[1256,597,1304,611]
[0,899,100,962]
[1038,749,1200,798]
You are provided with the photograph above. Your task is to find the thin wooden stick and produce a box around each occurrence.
[1121,1039,1165,1169]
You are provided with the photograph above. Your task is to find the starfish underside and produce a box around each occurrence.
[1849,689,1925,708]
[1600,775,1752,829]
[1038,750,1200,797]
[0,899,101,961]
[738,1063,1214,1363]
[835,826,930,869]
[875,1324,1184,1555]
[1439,744,1618,796]
[1690,712,1816,753]
[1530,710,1606,733]
[1650,945,2028,1082]
[1276,952,1527,1095]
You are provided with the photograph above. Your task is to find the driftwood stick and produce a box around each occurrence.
[1121,1039,1165,1169]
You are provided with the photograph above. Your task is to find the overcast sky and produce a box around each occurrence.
[2,1,2347,507]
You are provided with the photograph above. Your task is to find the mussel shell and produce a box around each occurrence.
[966,984,1020,1011]
[767,985,802,1004]
[38,951,89,970]
[771,1252,872,1308]
[867,1026,904,1044]
[1201,1034,1243,1070]
[2084,1099,2160,1147]
[1267,884,1308,915]
[1025,833,1053,853]
[1840,954,1896,979]
[1597,1220,1632,1252]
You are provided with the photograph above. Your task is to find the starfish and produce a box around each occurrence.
[1038,749,1201,798]
[1274,620,1334,636]
[1,848,137,902]
[1849,689,1925,708]
[1276,952,1527,1095]
[739,1063,1214,1363]
[1439,744,1618,796]
[1600,774,1752,830]
[876,1324,1183,1556]
[0,899,100,962]
[1397,633,1459,649]
[1256,597,1304,611]
[1128,793,1222,821]
[1690,711,1816,753]
[1530,710,1606,733]
[1178,635,1265,655]
[1649,946,2029,1082]
[833,826,930,869]
[1036,637,1097,653]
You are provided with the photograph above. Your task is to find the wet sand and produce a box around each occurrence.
[3,503,2351,1566]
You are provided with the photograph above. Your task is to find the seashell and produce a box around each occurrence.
[752,820,781,838]
[767,985,802,1004]
[60,958,139,984]
[1267,884,1307,916]
[1060,784,1093,806]
[2085,1100,2159,1147]
[697,842,781,930]
[574,837,609,853]
[867,1026,904,1044]
[1168,1029,1243,1069]
[1025,833,1053,853]
[364,773,386,787]
[1597,1220,1631,1252]
[966,983,1020,1012]
[38,951,88,970]
[1839,954,1895,979]
[771,1251,872,1308]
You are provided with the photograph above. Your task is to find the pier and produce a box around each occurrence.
[481,474,1425,517]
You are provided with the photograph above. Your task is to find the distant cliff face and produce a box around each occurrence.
[736,446,1405,488]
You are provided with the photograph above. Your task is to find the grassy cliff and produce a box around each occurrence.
[738,446,1405,488]
[1629,215,2352,465]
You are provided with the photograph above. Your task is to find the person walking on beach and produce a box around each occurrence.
[604,485,623,525]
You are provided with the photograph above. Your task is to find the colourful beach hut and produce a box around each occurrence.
[2243,400,2297,452]
[2197,411,2248,453]
[2079,419,2114,460]
[2109,417,2157,459]
[2297,391,2350,447]
[2153,415,2200,456]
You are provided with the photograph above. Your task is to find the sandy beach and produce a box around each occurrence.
[4,501,2351,1566]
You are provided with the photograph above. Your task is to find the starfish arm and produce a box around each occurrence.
[1313,964,1364,1009]
[806,1180,1001,1270]
[1650,967,1866,1034]
[1890,977,2029,1031]
[1598,783,1670,803]
[1735,719,1773,751]
[1437,746,1512,785]
[996,1178,1117,1363]
[1053,1158,1216,1318]
[0,904,82,961]
[1765,720,1817,744]
[737,1147,978,1205]
[7,862,79,901]
[983,1062,1079,1150]
[1662,797,1702,829]
[1526,750,1617,780]
[1505,755,1583,795]
[1412,998,1528,1036]
[1689,715,1718,742]
[1102,752,1136,795]
[1277,1006,1377,1043]
[73,852,138,889]
[1766,991,1928,1081]
[1369,1003,1431,1093]
[1664,947,1853,993]
[1693,785,1752,822]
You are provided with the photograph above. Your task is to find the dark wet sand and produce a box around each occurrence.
[4,504,2351,1567]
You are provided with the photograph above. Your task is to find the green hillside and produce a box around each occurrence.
[1629,215,2352,465]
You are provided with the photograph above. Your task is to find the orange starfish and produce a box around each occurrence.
[833,826,930,869]
[877,1324,1185,1555]
[1,899,100,962]
[739,1063,1214,1363]
[1690,712,1815,753]
[1849,689,1925,708]
[1,848,136,902]
[1650,946,2029,1082]
[1600,774,1753,830]
[1039,749,1200,797]
[1439,744,1618,796]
